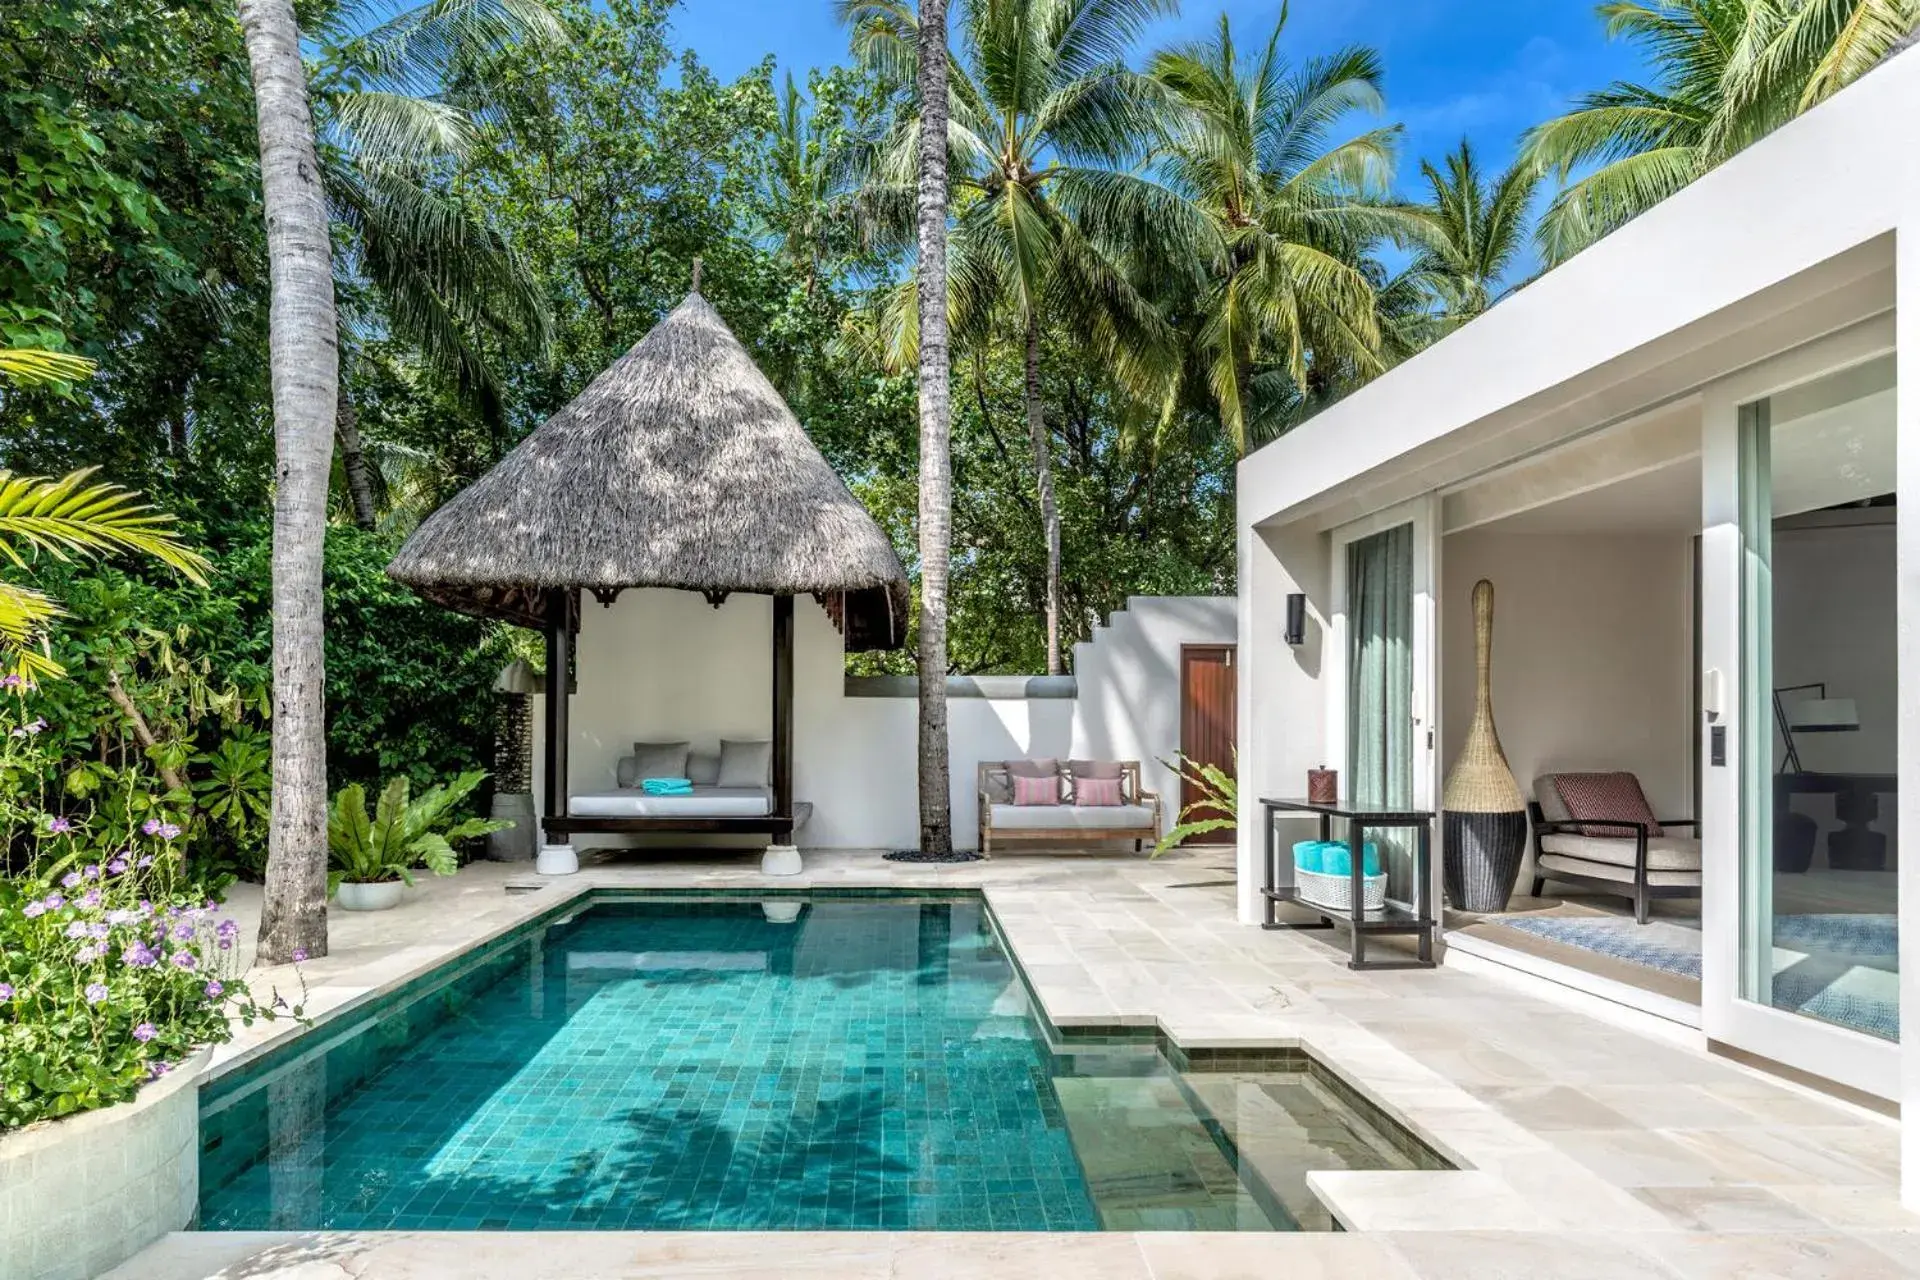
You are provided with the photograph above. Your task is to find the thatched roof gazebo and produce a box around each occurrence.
[389,278,909,849]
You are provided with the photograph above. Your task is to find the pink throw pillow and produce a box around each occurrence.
[1075,777,1125,807]
[1552,773,1664,838]
[1011,773,1060,806]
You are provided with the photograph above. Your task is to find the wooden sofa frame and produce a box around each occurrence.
[1527,802,1702,925]
[977,761,1160,857]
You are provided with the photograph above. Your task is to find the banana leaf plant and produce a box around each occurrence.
[327,770,508,891]
[1152,752,1238,857]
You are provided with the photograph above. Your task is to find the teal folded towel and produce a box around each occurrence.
[641,777,694,796]
[1292,840,1324,874]
[1320,841,1383,877]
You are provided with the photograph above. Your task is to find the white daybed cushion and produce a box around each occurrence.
[1537,833,1701,872]
[569,786,772,818]
[1536,853,1701,888]
[991,803,1154,832]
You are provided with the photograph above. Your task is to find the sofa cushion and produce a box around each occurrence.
[1075,776,1125,807]
[1538,833,1701,872]
[1550,772,1664,837]
[718,739,772,787]
[1011,773,1061,806]
[687,751,721,787]
[1067,759,1124,801]
[627,741,691,785]
[1536,853,1701,889]
[991,803,1155,832]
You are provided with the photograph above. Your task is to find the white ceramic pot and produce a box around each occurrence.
[335,879,405,911]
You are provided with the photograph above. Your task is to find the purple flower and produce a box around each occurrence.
[0,674,20,689]
[141,818,160,836]
[74,943,104,963]
[121,942,157,968]
[10,717,45,738]
[292,949,307,963]
[64,921,88,939]
[136,855,154,870]
[216,919,239,939]
[78,889,101,910]
[217,938,232,951]
[88,922,110,939]
[45,817,72,835]
[133,1022,157,1042]
[44,893,63,909]
[107,909,137,926]
[157,823,181,840]
[0,982,13,1002]
[60,871,81,889]
[146,1060,170,1080]
[168,951,197,971]
[106,856,127,876]
[84,982,108,1004]
[83,863,99,879]
[171,922,195,942]
[204,980,224,998]
[21,901,45,919]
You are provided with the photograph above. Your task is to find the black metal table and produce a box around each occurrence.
[1260,797,1437,970]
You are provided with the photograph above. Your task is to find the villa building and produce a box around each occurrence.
[1234,42,1920,1203]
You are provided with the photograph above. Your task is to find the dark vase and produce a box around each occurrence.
[1441,580,1528,913]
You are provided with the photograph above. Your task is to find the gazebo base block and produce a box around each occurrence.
[762,844,804,876]
[536,844,579,876]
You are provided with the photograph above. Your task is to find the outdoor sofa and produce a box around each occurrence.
[1528,771,1701,924]
[977,759,1160,856]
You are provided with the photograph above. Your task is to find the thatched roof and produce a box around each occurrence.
[388,289,909,649]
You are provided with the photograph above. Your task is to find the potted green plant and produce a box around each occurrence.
[328,771,507,911]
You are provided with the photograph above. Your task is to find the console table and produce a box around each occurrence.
[1259,797,1437,970]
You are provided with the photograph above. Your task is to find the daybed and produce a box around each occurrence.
[977,759,1159,856]
[549,740,811,838]
[1528,771,1701,924]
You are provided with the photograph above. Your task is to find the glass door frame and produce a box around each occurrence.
[1699,314,1899,1101]
[1328,496,1442,911]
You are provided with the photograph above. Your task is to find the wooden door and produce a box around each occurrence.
[1179,645,1237,842]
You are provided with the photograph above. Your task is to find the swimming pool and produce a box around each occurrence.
[199,893,1437,1231]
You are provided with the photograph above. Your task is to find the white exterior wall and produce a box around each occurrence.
[532,590,1232,852]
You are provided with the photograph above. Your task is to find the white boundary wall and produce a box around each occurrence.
[531,590,1233,851]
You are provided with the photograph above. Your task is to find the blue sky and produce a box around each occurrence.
[667,0,1650,191]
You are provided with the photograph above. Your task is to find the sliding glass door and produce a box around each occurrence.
[1332,502,1439,907]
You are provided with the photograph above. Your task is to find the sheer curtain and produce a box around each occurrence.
[1347,524,1414,890]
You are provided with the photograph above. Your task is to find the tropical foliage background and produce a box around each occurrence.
[1,0,1914,880]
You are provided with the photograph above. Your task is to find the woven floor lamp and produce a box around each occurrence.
[1442,579,1528,911]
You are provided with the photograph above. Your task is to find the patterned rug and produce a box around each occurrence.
[1491,912,1899,1039]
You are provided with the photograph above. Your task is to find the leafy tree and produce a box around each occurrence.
[846,0,1184,674]
[1149,11,1411,453]
[1526,0,1918,263]
[237,0,340,963]
[1404,139,1539,325]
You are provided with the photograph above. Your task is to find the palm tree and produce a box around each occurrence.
[847,0,1184,674]
[1149,11,1411,453]
[238,0,340,964]
[914,0,954,857]
[309,0,562,524]
[1405,139,1539,325]
[1525,1,1919,264]
[758,72,866,300]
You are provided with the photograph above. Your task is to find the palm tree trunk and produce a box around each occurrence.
[239,0,337,963]
[914,0,953,857]
[1024,318,1062,675]
[337,392,378,530]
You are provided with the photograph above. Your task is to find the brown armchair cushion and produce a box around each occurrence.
[1550,772,1664,838]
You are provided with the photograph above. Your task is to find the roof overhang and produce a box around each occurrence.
[1239,47,1920,536]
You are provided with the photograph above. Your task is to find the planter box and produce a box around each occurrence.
[0,1046,210,1280]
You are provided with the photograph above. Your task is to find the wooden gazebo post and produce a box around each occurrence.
[539,587,575,872]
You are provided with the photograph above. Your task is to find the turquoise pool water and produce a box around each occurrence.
[199,895,1426,1231]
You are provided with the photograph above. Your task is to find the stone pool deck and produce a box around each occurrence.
[116,848,1917,1279]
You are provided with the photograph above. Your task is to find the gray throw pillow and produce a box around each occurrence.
[629,740,691,784]
[687,751,721,787]
[718,739,772,787]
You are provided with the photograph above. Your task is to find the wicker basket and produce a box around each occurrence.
[1296,867,1388,913]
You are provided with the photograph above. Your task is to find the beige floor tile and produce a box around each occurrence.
[1630,1186,1835,1234]
[884,1234,1149,1279]
[1476,1085,1639,1132]
[1134,1231,1417,1279]
[1384,1230,1683,1279]
[1640,1231,1916,1279]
